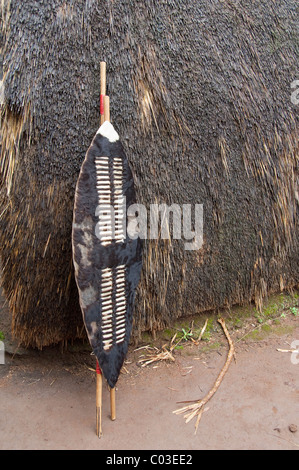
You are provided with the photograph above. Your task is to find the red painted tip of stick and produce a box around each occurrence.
[100,94,104,117]
[96,360,102,375]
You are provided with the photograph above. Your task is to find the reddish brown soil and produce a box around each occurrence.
[0,309,298,450]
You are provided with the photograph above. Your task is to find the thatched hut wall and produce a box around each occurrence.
[0,0,298,348]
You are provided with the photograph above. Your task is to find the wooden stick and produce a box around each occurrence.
[100,61,106,125]
[96,63,106,436]
[110,386,116,421]
[173,318,235,434]
[96,361,103,437]
[102,77,115,421]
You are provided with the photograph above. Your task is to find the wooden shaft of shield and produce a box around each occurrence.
[103,91,116,421]
[96,360,103,438]
[95,61,106,437]
[110,386,116,421]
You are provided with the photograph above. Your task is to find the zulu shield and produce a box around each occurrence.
[72,64,142,434]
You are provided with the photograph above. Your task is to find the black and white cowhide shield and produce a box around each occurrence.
[72,121,143,388]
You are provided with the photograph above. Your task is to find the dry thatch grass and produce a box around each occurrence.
[0,104,32,195]
[0,0,298,347]
[135,318,208,367]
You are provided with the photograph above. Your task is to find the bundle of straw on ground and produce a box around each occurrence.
[0,0,298,348]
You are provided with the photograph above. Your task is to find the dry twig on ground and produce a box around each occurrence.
[173,318,235,434]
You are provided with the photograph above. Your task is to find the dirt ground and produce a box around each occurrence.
[0,292,299,450]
